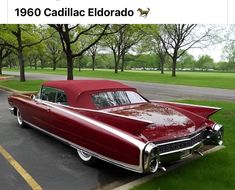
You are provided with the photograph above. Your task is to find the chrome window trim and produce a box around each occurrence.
[24,120,143,173]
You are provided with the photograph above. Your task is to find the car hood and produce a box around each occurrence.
[105,103,207,142]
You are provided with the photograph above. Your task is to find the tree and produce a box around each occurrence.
[88,43,99,71]
[178,52,196,70]
[148,25,168,74]
[0,42,11,75]
[0,25,49,81]
[196,55,214,71]
[45,29,63,71]
[157,24,212,77]
[223,41,235,71]
[49,24,109,80]
[104,25,144,73]
[25,45,39,70]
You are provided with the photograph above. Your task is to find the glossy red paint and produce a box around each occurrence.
[104,103,208,142]
[8,80,222,173]
[153,101,221,119]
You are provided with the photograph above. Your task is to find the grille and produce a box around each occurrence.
[157,131,206,155]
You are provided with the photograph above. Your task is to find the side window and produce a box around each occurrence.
[55,91,68,105]
[40,87,68,105]
[41,87,57,102]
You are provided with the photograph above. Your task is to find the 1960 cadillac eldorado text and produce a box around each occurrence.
[8,80,224,173]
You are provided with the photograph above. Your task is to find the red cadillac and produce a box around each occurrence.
[8,80,223,173]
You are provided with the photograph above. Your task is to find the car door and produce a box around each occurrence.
[28,86,56,131]
[43,89,72,138]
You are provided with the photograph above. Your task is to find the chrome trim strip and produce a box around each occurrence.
[152,100,222,110]
[34,99,147,172]
[24,120,142,173]
[159,142,201,156]
[155,131,205,156]
[55,103,153,124]
[156,132,202,147]
[41,101,146,149]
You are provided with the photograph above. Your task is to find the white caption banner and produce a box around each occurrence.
[0,0,230,24]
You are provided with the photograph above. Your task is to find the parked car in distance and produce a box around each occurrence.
[8,80,224,173]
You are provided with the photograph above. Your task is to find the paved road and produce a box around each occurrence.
[4,71,235,101]
[0,90,142,190]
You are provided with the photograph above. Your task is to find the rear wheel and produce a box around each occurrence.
[16,108,25,128]
[77,149,97,165]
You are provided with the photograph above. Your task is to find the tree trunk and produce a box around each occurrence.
[92,54,95,71]
[0,58,2,75]
[160,60,164,74]
[34,57,37,70]
[18,48,26,81]
[16,25,26,82]
[113,52,119,74]
[0,48,3,75]
[159,54,165,74]
[121,54,125,72]
[114,60,119,73]
[52,59,56,71]
[172,57,177,77]
[67,55,73,80]
[78,62,81,72]
[40,58,44,69]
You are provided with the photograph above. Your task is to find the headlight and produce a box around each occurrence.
[143,143,160,173]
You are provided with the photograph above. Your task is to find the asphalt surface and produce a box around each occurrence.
[4,71,235,101]
[0,90,142,190]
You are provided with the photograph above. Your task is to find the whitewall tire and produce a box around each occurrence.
[16,108,25,128]
[77,149,97,165]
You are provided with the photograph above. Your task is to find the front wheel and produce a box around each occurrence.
[16,108,25,128]
[77,149,97,165]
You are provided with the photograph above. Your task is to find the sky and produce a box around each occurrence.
[189,44,224,62]
[188,25,234,62]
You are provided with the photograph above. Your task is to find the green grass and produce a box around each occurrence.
[132,100,235,190]
[4,68,235,89]
[0,80,43,91]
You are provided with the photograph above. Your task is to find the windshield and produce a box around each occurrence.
[91,91,147,109]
